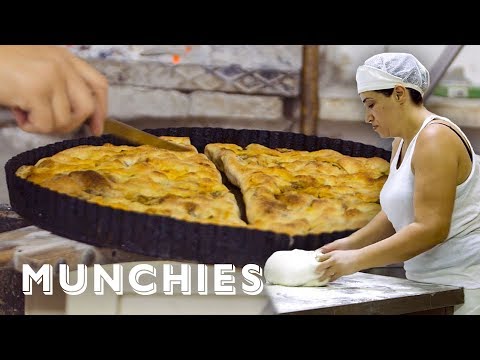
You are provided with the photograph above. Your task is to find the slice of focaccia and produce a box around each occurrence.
[16,136,246,228]
[205,143,389,236]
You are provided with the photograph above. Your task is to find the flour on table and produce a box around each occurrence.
[264,249,329,287]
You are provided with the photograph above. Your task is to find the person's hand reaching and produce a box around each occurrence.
[0,45,108,136]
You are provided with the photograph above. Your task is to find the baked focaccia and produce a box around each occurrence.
[15,137,246,228]
[205,143,389,235]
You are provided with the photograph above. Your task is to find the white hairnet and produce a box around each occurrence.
[356,52,430,97]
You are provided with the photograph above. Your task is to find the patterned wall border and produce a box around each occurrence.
[88,59,300,97]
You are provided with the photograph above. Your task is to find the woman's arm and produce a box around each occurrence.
[320,210,395,252]
[316,128,460,280]
[356,125,460,268]
[320,138,400,253]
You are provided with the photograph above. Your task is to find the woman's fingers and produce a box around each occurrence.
[315,254,336,282]
[316,252,330,263]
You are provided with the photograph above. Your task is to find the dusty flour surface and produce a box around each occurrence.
[266,271,460,314]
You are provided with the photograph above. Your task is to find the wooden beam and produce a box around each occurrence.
[300,45,319,135]
[424,45,464,101]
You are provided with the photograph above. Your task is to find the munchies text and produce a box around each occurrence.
[22,263,264,296]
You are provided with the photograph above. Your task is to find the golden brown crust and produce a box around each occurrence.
[204,143,389,235]
[17,137,389,237]
[16,137,246,227]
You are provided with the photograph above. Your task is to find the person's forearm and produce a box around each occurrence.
[345,210,396,249]
[356,222,447,269]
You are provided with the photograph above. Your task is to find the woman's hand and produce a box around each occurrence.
[315,249,364,282]
[0,45,108,136]
[318,237,352,254]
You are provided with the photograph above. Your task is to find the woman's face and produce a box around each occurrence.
[359,90,397,138]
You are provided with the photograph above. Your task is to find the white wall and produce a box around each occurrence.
[327,45,480,85]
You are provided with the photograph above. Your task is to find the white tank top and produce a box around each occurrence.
[380,114,480,289]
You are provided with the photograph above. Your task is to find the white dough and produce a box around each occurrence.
[264,249,329,287]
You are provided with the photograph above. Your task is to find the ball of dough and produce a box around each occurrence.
[264,249,329,287]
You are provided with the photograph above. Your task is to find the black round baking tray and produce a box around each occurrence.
[5,127,391,267]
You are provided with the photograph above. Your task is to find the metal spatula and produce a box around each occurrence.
[103,118,191,152]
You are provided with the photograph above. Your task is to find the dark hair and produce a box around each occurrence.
[375,88,423,105]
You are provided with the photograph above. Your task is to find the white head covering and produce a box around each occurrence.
[356,52,430,97]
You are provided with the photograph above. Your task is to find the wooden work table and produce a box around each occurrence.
[266,272,463,315]
[0,204,464,315]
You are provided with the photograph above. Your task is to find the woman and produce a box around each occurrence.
[315,52,480,315]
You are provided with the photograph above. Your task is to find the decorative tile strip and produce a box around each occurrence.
[86,59,300,97]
